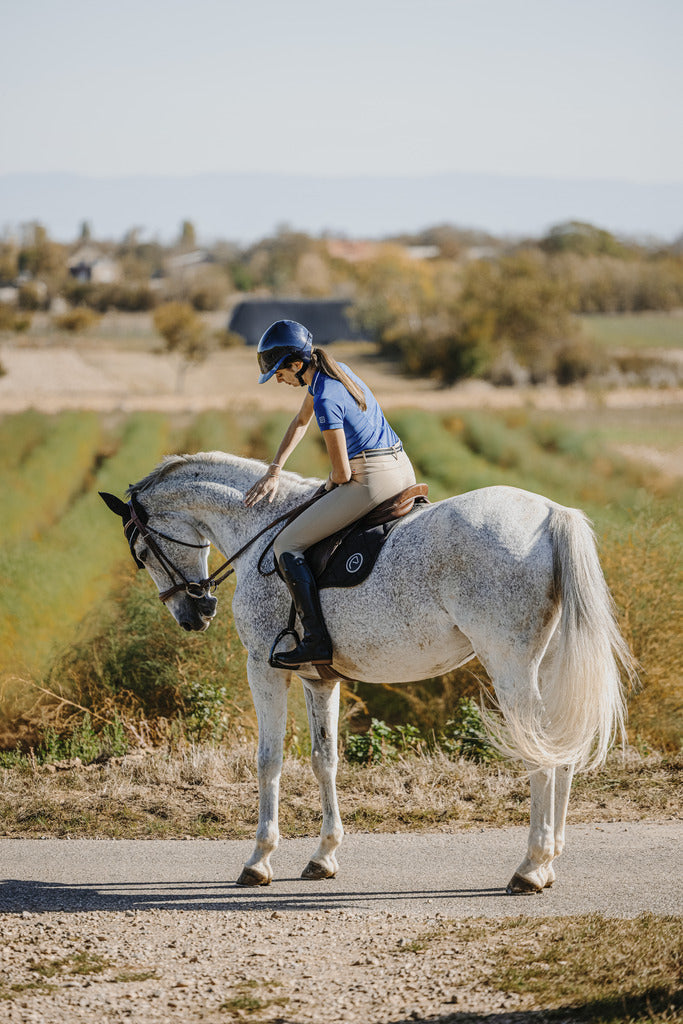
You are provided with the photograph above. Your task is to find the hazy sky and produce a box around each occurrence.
[1,0,681,184]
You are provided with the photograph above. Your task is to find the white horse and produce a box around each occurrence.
[100,451,634,895]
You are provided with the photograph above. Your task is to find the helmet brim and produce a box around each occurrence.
[257,350,292,384]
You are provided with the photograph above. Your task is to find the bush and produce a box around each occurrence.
[344,702,500,765]
[38,713,128,764]
[213,328,245,349]
[188,270,230,311]
[554,338,604,385]
[18,282,46,311]
[0,302,32,332]
[38,569,250,747]
[352,248,581,385]
[345,719,425,764]
[62,281,157,312]
[439,698,501,763]
[229,263,255,292]
[53,308,100,333]
[0,303,15,330]
[109,283,157,312]
[153,301,206,359]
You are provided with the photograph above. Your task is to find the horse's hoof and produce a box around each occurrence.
[237,867,271,887]
[301,860,336,880]
[506,872,544,895]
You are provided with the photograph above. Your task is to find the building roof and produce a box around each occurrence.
[228,299,362,346]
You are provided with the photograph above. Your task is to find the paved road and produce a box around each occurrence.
[1,822,680,918]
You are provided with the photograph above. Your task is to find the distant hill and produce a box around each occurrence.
[1,170,681,244]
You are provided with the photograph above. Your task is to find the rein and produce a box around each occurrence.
[126,487,326,604]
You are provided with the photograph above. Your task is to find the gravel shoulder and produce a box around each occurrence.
[0,907,581,1023]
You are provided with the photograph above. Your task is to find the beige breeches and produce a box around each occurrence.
[273,449,416,558]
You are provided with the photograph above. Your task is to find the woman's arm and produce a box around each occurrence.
[322,428,352,487]
[272,392,315,468]
[244,393,315,506]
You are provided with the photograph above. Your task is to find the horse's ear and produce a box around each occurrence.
[99,491,129,519]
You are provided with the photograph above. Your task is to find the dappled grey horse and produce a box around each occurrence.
[101,452,634,894]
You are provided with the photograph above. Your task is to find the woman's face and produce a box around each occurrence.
[274,360,303,386]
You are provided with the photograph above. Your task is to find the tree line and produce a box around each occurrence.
[1,218,682,385]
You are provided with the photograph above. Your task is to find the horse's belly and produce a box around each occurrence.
[324,597,474,683]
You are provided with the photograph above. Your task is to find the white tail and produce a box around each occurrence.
[486,506,636,770]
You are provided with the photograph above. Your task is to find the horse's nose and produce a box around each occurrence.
[180,620,193,631]
[198,595,217,617]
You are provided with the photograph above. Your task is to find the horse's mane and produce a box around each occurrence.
[126,451,260,497]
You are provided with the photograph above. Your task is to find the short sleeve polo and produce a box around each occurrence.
[308,364,400,458]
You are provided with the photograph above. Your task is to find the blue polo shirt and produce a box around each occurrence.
[308,364,400,459]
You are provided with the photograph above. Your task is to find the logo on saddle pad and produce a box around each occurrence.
[346,552,364,574]
[306,522,400,589]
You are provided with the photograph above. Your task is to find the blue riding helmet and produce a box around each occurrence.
[257,320,312,383]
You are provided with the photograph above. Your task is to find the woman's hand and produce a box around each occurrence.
[244,465,281,507]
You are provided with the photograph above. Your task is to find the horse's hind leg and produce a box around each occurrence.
[507,766,556,894]
[544,763,575,887]
[300,677,344,880]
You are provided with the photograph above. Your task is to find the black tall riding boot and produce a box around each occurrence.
[272,552,333,668]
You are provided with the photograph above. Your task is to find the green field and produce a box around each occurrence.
[0,406,680,756]
[580,311,683,350]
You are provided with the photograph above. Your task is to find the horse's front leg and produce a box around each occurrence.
[237,656,290,887]
[300,677,344,880]
[507,766,555,894]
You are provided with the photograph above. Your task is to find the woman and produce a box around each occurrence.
[244,319,416,669]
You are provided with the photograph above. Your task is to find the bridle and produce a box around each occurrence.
[124,486,327,604]
[124,501,224,604]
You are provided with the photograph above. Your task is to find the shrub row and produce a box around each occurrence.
[0,408,678,755]
[0,411,103,542]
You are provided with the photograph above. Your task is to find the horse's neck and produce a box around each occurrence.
[169,464,314,562]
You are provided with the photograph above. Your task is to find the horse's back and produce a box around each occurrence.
[322,485,560,682]
[389,484,557,568]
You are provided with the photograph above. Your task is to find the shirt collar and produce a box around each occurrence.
[307,369,322,395]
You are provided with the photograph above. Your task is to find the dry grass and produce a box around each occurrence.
[412,913,682,1022]
[0,745,679,839]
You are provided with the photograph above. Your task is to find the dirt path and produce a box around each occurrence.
[2,824,680,917]
[2,339,683,416]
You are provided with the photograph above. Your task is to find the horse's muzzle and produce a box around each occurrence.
[196,594,218,618]
[179,594,217,631]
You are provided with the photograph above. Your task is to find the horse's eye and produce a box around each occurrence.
[138,546,149,562]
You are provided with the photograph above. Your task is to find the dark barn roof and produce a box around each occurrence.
[228,299,362,346]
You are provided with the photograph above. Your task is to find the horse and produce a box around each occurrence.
[100,451,635,895]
